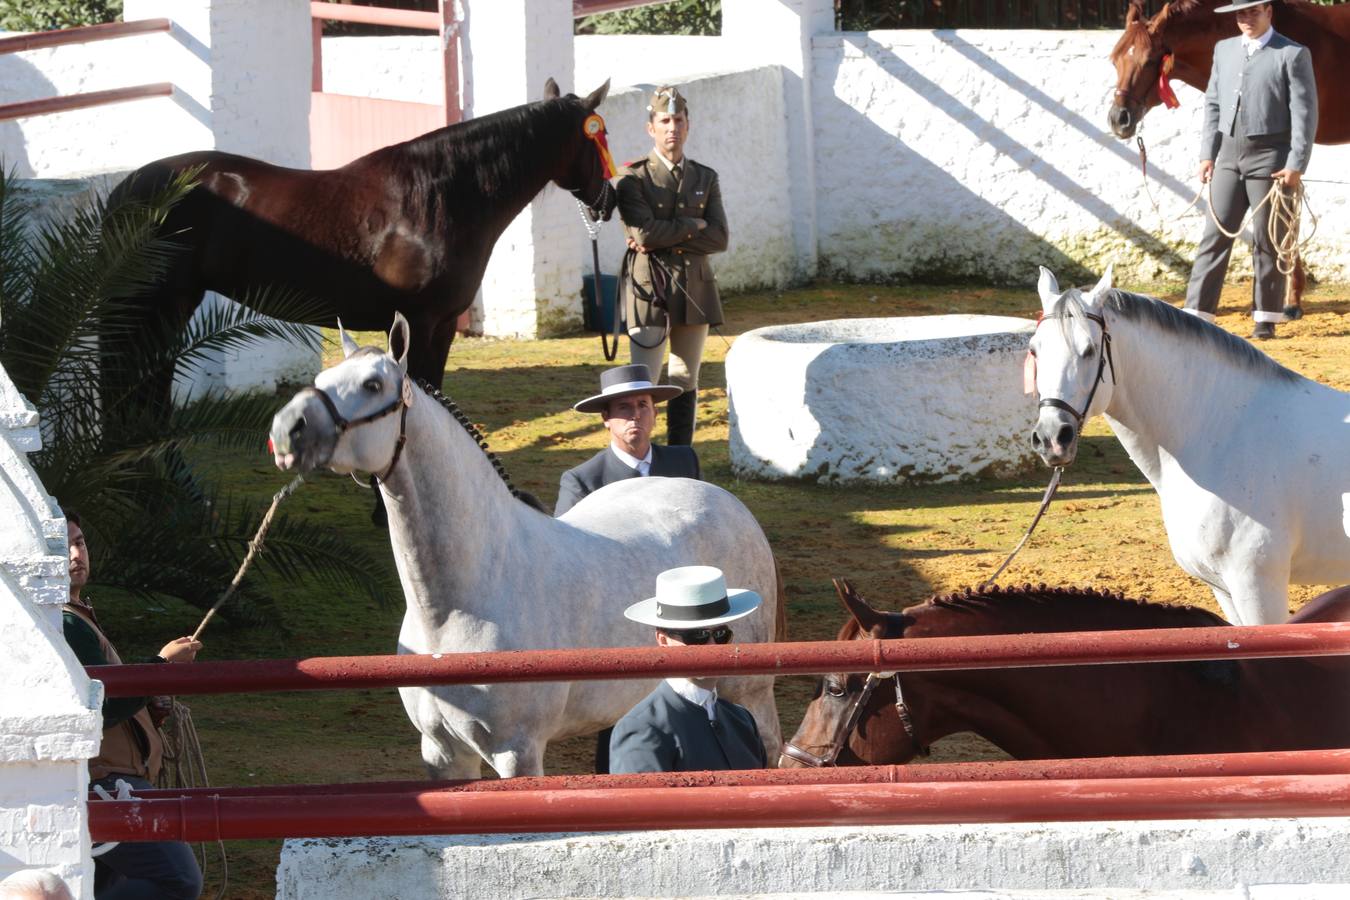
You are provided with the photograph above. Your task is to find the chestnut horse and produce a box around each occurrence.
[781,580,1350,768]
[1107,0,1350,315]
[107,79,616,403]
[1108,0,1350,143]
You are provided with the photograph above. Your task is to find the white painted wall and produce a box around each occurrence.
[278,819,1350,899]
[0,363,99,899]
[812,30,1350,285]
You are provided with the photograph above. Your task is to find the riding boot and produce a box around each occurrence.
[666,390,696,446]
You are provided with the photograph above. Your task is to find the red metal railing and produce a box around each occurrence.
[573,0,677,15]
[0,18,173,123]
[90,621,1350,697]
[90,773,1350,841]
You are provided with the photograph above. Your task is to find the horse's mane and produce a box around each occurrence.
[912,582,1227,631]
[411,377,543,511]
[375,96,585,204]
[1051,287,1300,384]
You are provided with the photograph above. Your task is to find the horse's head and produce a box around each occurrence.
[781,579,925,768]
[542,77,618,222]
[1108,0,1175,139]
[1029,266,1116,467]
[270,313,414,477]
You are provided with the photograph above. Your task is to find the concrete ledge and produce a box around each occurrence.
[726,315,1037,484]
[276,818,1350,898]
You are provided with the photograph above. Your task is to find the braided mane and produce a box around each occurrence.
[916,582,1227,629]
[412,378,538,509]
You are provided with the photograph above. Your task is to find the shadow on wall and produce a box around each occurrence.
[812,34,1192,285]
[0,53,54,177]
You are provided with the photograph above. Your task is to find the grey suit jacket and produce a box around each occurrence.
[608,680,768,774]
[1202,32,1317,171]
[554,443,700,516]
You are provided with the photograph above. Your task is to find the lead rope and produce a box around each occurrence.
[577,199,619,361]
[977,466,1063,589]
[1135,134,1318,316]
[157,701,227,899]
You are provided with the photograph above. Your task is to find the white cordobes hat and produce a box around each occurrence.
[624,565,762,629]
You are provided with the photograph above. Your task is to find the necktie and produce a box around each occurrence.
[671,164,683,183]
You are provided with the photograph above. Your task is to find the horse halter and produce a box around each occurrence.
[1033,311,1115,430]
[298,375,413,482]
[780,672,927,768]
[1114,51,1177,113]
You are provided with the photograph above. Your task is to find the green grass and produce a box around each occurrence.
[84,279,1350,897]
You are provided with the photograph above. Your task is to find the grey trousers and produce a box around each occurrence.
[1184,127,1293,323]
[629,322,709,393]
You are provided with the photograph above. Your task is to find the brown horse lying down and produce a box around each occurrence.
[781,581,1350,768]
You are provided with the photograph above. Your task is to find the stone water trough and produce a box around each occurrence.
[726,315,1038,484]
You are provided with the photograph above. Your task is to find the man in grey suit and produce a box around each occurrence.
[1184,0,1317,340]
[554,364,700,517]
[609,566,769,774]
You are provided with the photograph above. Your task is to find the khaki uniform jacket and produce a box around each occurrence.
[617,151,728,328]
[63,602,164,782]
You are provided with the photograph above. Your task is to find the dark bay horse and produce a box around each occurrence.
[108,79,616,396]
[781,580,1350,768]
[1107,0,1350,315]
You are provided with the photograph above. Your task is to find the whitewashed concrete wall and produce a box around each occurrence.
[812,30,1350,285]
[0,363,98,898]
[278,819,1350,899]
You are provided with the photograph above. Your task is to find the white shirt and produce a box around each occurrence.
[609,442,653,476]
[654,151,683,177]
[1243,27,1275,57]
[667,677,718,721]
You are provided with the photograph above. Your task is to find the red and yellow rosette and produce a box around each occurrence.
[583,113,617,179]
[1157,54,1181,110]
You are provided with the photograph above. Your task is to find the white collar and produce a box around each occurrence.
[668,677,718,720]
[609,441,653,472]
[1243,28,1276,54]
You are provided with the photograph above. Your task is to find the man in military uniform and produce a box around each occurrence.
[617,85,728,445]
[1184,0,1317,340]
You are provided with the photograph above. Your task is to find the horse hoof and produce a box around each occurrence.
[1282,305,1304,321]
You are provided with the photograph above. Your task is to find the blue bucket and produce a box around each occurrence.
[582,274,619,334]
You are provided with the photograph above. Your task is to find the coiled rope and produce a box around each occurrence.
[157,700,227,899]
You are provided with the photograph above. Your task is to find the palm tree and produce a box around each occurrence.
[0,167,393,623]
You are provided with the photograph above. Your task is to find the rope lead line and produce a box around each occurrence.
[978,466,1063,590]
[190,474,305,642]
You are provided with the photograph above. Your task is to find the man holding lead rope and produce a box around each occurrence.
[1184,0,1316,340]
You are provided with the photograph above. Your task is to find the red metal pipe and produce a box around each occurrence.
[89,774,1350,842]
[90,622,1350,697]
[0,18,170,55]
[574,0,677,18]
[0,83,173,122]
[311,2,439,31]
[117,749,1350,801]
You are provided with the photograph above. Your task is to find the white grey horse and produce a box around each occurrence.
[269,315,783,777]
[1029,267,1350,625]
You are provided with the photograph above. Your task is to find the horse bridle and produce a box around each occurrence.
[298,376,413,482]
[1113,49,1172,115]
[1034,311,1115,430]
[780,671,927,768]
[571,177,615,221]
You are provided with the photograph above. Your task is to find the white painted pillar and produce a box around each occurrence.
[462,0,582,338]
[123,0,320,395]
[0,364,102,899]
[722,0,833,281]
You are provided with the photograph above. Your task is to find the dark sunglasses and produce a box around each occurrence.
[666,626,733,645]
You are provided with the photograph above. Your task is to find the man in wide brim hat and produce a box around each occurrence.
[608,566,769,773]
[1183,0,1316,340]
[553,363,700,516]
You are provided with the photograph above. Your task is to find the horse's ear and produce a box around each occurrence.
[833,578,887,634]
[543,77,561,101]
[1088,264,1115,301]
[1148,1,1173,34]
[584,79,611,111]
[1037,266,1061,312]
[1125,0,1144,28]
[388,312,411,371]
[337,318,360,359]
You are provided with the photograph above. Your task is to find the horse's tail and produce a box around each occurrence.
[773,558,788,643]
